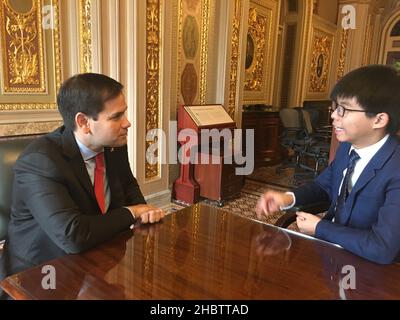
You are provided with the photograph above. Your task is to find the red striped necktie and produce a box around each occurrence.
[94,152,106,214]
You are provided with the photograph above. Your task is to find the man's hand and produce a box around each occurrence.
[296,211,321,236]
[127,204,165,224]
[256,190,294,219]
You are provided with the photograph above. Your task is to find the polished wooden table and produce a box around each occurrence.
[2,204,400,299]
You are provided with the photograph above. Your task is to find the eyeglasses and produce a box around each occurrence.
[331,101,368,117]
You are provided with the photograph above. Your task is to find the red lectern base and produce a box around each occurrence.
[173,179,200,205]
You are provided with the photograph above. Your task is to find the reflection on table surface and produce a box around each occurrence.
[2,203,400,299]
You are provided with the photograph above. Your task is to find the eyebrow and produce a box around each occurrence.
[336,100,351,106]
[107,107,127,120]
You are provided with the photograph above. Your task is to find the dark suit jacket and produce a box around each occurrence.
[293,135,400,264]
[2,126,146,276]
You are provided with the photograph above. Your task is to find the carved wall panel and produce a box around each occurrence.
[227,0,242,119]
[0,0,61,111]
[243,0,279,105]
[244,7,267,92]
[307,29,333,94]
[337,29,349,81]
[177,0,210,106]
[79,0,92,73]
[145,0,162,180]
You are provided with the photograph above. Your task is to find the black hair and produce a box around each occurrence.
[330,65,400,135]
[57,73,124,130]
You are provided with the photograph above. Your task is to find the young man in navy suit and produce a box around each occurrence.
[256,65,400,264]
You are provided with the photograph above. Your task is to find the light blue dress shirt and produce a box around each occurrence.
[75,137,111,212]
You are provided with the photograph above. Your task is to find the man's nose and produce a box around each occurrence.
[331,109,338,120]
[123,117,131,128]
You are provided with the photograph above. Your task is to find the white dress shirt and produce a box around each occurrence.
[340,134,389,192]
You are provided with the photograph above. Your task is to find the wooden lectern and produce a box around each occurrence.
[173,104,237,205]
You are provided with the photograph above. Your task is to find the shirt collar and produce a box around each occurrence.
[74,134,104,161]
[350,134,389,160]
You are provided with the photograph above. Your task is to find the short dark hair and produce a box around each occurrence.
[57,73,124,130]
[330,65,400,135]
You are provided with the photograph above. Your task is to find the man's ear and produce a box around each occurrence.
[373,112,389,129]
[75,112,91,134]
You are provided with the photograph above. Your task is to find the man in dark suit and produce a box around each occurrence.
[1,73,165,284]
[256,65,400,264]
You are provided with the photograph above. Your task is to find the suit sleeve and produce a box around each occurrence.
[315,175,400,264]
[14,152,136,254]
[292,143,349,206]
[117,146,146,205]
[292,163,332,206]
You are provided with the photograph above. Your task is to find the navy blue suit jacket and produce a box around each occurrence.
[293,135,400,264]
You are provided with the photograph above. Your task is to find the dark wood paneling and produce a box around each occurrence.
[242,110,281,167]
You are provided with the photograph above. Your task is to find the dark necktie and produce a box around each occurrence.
[94,152,106,214]
[334,150,360,219]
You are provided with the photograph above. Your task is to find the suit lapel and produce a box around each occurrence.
[104,147,117,209]
[340,136,398,225]
[61,128,96,200]
[331,143,351,204]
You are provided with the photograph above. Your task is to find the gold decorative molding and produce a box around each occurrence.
[228,0,241,119]
[362,14,372,67]
[0,121,62,136]
[0,0,45,93]
[337,29,349,81]
[78,0,92,73]
[308,32,332,93]
[199,0,210,104]
[53,1,61,93]
[244,7,267,91]
[176,0,184,106]
[145,0,161,180]
[0,0,61,111]
[0,102,57,111]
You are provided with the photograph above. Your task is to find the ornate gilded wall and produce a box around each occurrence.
[337,29,349,81]
[242,0,279,106]
[177,0,210,106]
[0,0,61,112]
[307,30,333,94]
[227,0,243,119]
[78,0,92,73]
[145,0,162,180]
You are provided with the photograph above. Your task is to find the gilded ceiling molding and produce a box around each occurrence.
[337,29,349,81]
[227,0,242,119]
[0,0,45,93]
[199,0,210,105]
[244,7,267,92]
[145,0,161,180]
[308,33,332,93]
[0,0,61,111]
[78,0,92,73]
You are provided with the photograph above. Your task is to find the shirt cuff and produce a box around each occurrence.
[123,206,138,229]
[279,192,296,210]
